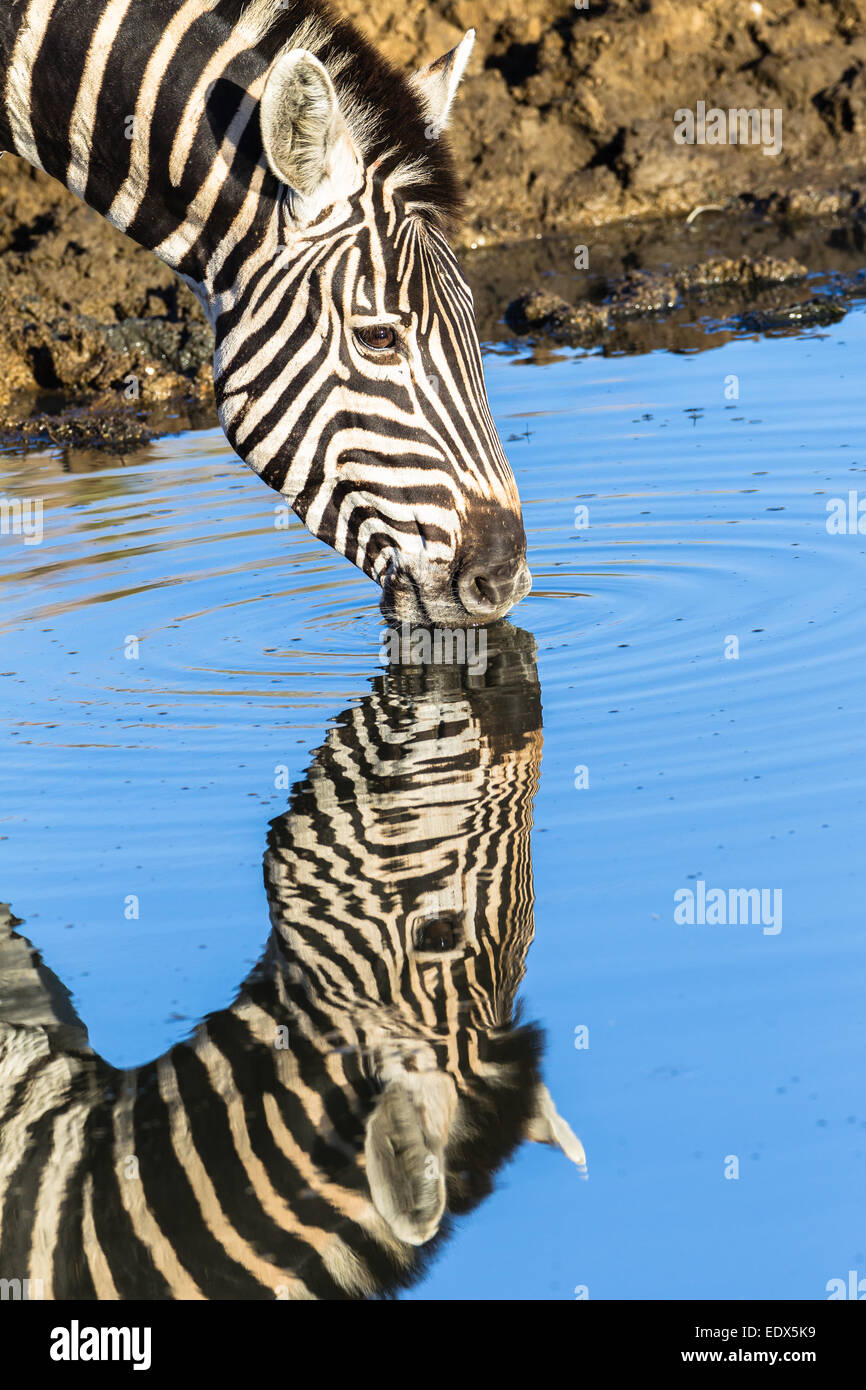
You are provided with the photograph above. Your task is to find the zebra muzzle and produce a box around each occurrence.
[381,548,531,627]
[378,504,530,627]
[453,510,532,623]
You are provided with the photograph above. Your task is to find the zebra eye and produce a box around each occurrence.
[414,915,461,953]
[355,324,398,351]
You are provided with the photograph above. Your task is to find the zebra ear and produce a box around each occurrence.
[410,29,475,134]
[259,48,362,213]
[364,1073,457,1246]
[525,1084,588,1175]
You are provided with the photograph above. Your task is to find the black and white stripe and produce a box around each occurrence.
[0,0,530,625]
[0,630,584,1300]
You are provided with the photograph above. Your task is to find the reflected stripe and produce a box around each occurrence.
[82,1172,120,1298]
[156,1054,313,1297]
[112,1072,204,1299]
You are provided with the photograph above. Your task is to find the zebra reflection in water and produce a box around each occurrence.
[0,626,584,1300]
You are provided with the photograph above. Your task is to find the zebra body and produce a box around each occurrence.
[0,628,583,1300]
[0,0,529,625]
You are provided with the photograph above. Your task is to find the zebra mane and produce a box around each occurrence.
[234,0,464,226]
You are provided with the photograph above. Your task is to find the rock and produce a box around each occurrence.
[735,298,847,331]
[505,254,838,350]
[815,62,866,138]
[505,289,611,346]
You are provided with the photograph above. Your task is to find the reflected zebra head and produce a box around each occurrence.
[213,6,530,627]
[264,625,584,1247]
[0,628,583,1298]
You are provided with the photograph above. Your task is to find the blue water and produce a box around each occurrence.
[1,308,865,1299]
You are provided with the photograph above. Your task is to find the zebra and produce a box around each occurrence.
[0,626,584,1300]
[0,0,530,627]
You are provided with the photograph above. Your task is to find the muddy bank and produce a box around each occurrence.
[2,0,866,441]
[505,266,854,354]
[2,199,866,449]
[469,205,866,354]
[0,154,214,443]
[344,0,866,241]
[502,238,864,354]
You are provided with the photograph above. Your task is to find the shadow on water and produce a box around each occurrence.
[0,624,585,1300]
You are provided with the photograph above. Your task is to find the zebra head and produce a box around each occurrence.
[213,18,530,627]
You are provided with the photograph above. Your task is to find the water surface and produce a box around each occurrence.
[1,304,864,1299]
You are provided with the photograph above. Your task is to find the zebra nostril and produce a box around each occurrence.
[457,558,524,618]
[472,574,497,607]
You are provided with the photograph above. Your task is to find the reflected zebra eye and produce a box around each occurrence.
[414,915,461,953]
[355,324,397,351]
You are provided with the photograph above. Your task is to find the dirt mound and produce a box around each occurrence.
[0,158,213,425]
[343,0,866,239]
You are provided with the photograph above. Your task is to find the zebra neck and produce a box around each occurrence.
[0,0,285,290]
